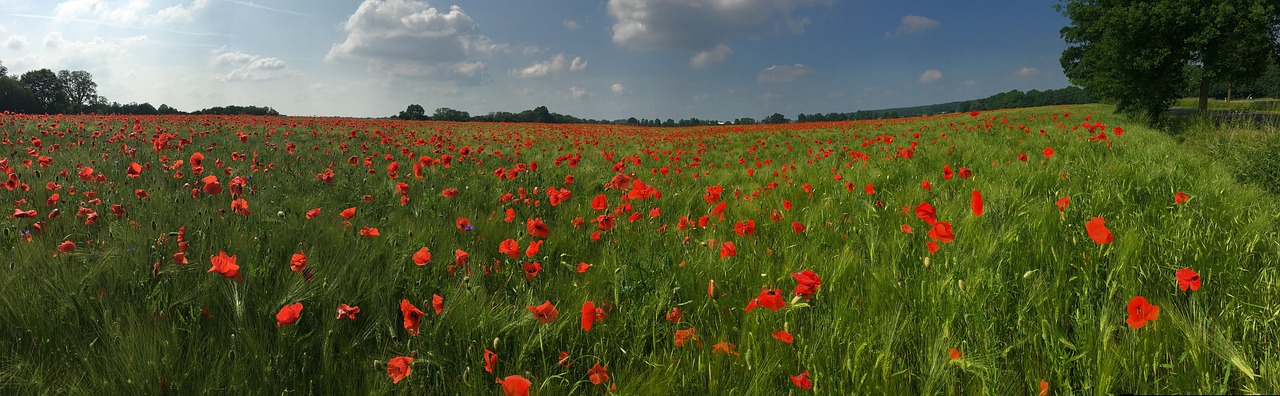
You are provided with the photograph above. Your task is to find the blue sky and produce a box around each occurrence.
[0,0,1072,119]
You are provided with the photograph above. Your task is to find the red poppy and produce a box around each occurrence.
[11,208,37,218]
[499,239,520,259]
[1174,191,1189,205]
[926,241,940,255]
[442,188,459,198]
[412,247,431,265]
[921,179,932,190]
[674,327,697,347]
[525,240,543,257]
[581,300,605,332]
[900,224,913,234]
[712,342,739,357]
[336,303,360,320]
[1039,379,1049,396]
[497,375,532,396]
[971,190,983,217]
[719,241,737,258]
[126,162,142,178]
[1126,296,1159,329]
[864,183,875,195]
[745,289,786,312]
[523,262,542,280]
[772,330,794,344]
[527,218,550,239]
[558,351,572,367]
[592,194,608,211]
[209,251,241,281]
[339,207,356,219]
[173,252,188,265]
[359,226,380,237]
[790,371,812,390]
[914,202,937,225]
[792,269,822,300]
[959,167,973,179]
[276,302,303,327]
[1056,196,1069,212]
[484,349,498,374]
[666,307,682,323]
[792,222,806,233]
[432,294,444,314]
[387,356,413,384]
[1043,147,1055,158]
[504,208,516,223]
[588,362,610,385]
[201,175,222,195]
[400,299,424,336]
[783,200,793,211]
[949,347,962,360]
[454,249,470,267]
[527,300,558,324]
[596,214,616,231]
[576,262,591,273]
[58,240,76,253]
[928,222,955,243]
[734,220,755,236]
[305,208,320,219]
[1085,217,1113,245]
[290,251,307,272]
[1176,268,1201,291]
[942,165,954,180]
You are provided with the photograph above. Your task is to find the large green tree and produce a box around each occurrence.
[19,68,70,114]
[1058,0,1280,123]
[58,70,99,113]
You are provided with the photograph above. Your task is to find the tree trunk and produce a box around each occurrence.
[1198,75,1211,113]
[1227,82,1232,102]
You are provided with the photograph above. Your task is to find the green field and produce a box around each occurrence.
[1,104,1277,394]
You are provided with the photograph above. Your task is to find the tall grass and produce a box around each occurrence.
[0,104,1277,394]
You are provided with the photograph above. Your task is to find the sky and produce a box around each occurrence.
[0,0,1073,120]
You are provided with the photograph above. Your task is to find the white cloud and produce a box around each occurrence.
[563,19,582,30]
[963,79,979,87]
[886,15,939,37]
[758,92,779,101]
[52,0,209,26]
[690,44,732,69]
[327,0,502,80]
[14,32,137,71]
[919,69,942,84]
[611,83,626,95]
[509,53,587,78]
[4,35,26,50]
[1016,67,1040,77]
[757,64,814,83]
[213,50,290,81]
[607,0,829,51]
[570,86,590,99]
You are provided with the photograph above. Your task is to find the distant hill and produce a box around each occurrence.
[796,87,1095,122]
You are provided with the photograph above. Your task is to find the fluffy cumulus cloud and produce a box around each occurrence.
[607,0,829,53]
[213,50,290,81]
[12,32,139,71]
[611,83,626,95]
[509,53,587,78]
[690,44,732,69]
[1016,67,1040,77]
[757,63,814,83]
[4,35,26,51]
[52,0,210,26]
[327,0,504,80]
[569,86,590,99]
[563,20,582,30]
[919,69,942,84]
[886,15,939,37]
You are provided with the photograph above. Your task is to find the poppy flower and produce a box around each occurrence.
[523,262,542,280]
[454,249,470,267]
[581,300,605,332]
[387,356,413,384]
[921,179,932,190]
[900,224,913,234]
[1126,296,1159,329]
[525,240,542,257]
[576,262,592,273]
[209,251,241,281]
[290,252,307,272]
[173,252,188,265]
[959,167,973,179]
[914,202,937,226]
[971,190,984,217]
[58,240,76,253]
[719,241,737,258]
[942,165,954,180]
[1043,147,1055,158]
[773,330,794,344]
[674,327,697,347]
[483,349,498,374]
[202,176,222,195]
[745,289,786,312]
[926,241,940,255]
[592,194,608,211]
[527,300,558,324]
[412,247,431,265]
[666,307,683,323]
[135,189,148,199]
[497,375,532,396]
[1085,217,1113,245]
[733,220,755,236]
[711,342,739,357]
[455,217,472,232]
[504,208,516,223]
[588,362,610,385]
[126,162,142,178]
[1174,191,1189,205]
[276,302,303,327]
[527,218,550,239]
[928,222,955,243]
[339,207,356,219]
[305,208,320,219]
[336,303,360,320]
[432,294,444,314]
[1056,196,1070,212]
[1176,268,1201,291]
[792,222,806,233]
[558,351,571,367]
[949,348,962,360]
[596,214,616,231]
[783,200,792,211]
[11,208,37,218]
[1039,379,1049,396]
[400,299,424,336]
[359,226,380,237]
[790,371,812,390]
[792,269,822,300]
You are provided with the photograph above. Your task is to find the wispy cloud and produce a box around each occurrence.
[220,0,312,17]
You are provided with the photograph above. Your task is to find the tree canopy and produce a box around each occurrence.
[1058,0,1280,124]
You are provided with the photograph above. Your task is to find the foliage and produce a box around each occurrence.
[1,105,1278,394]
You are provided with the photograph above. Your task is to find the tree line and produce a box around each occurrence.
[0,60,280,116]
[395,87,1095,126]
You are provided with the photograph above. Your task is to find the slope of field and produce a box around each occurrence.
[0,104,1276,395]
